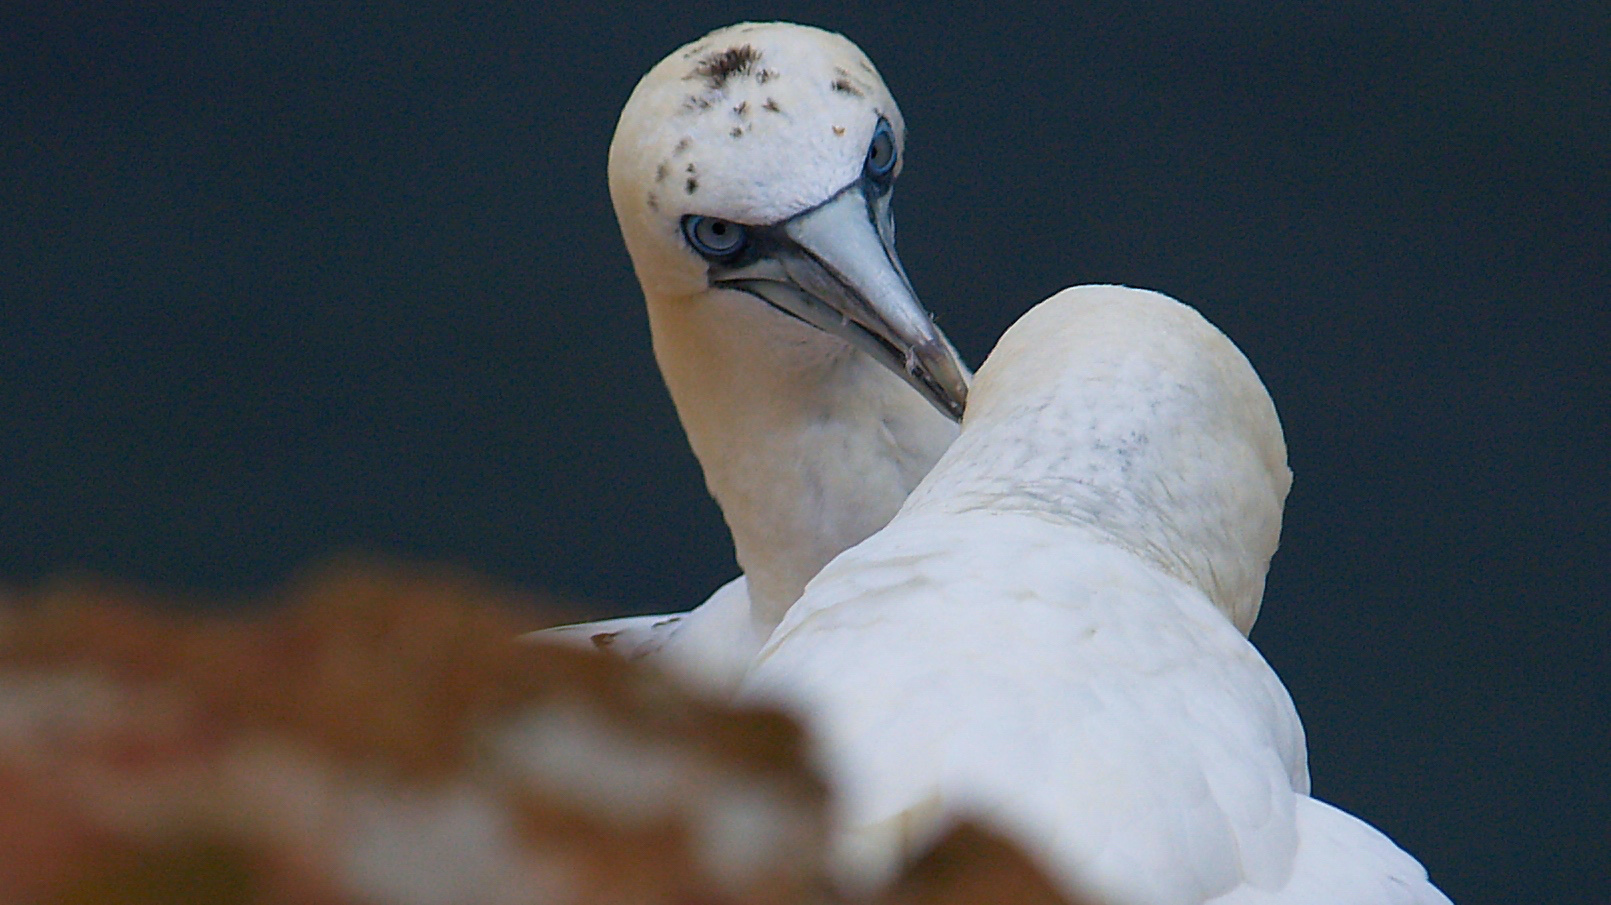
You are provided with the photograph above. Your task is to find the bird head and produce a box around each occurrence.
[608,22,968,420]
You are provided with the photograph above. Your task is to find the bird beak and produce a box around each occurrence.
[711,185,970,421]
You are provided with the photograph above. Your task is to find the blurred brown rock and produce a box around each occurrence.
[876,822,1090,905]
[0,561,1084,905]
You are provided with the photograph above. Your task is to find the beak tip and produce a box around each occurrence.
[911,338,969,423]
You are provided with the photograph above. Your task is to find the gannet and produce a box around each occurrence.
[537,23,969,690]
[742,286,1451,905]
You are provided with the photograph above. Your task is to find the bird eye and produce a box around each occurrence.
[864,120,897,179]
[681,215,748,262]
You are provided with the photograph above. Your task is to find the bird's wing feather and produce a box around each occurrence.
[530,576,764,692]
[1207,797,1452,905]
[531,612,688,660]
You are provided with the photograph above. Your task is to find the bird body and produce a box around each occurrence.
[537,23,967,690]
[742,286,1450,905]
[748,511,1306,904]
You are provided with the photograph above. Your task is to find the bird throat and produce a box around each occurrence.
[650,289,957,630]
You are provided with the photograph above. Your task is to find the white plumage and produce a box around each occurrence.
[537,23,968,691]
[742,286,1450,905]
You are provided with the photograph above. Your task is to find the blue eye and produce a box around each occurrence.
[681,215,748,262]
[864,119,897,179]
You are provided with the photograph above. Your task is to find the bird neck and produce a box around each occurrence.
[647,287,959,629]
[903,400,1286,636]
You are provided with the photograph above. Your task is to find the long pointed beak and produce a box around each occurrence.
[710,185,970,421]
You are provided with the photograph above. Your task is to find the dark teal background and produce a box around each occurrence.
[3,4,1605,902]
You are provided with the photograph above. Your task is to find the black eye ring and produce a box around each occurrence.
[864,119,897,180]
[681,215,749,262]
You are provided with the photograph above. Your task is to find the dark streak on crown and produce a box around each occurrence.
[831,67,866,97]
[690,44,763,90]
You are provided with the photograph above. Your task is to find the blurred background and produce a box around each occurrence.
[2,3,1604,902]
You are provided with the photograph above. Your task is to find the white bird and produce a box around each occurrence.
[537,23,969,691]
[742,286,1451,905]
